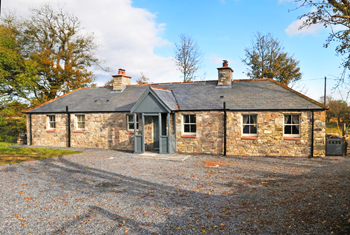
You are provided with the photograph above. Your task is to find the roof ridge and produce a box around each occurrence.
[232,78,270,82]
[150,86,172,92]
[128,80,217,86]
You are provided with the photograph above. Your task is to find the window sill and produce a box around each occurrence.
[283,137,301,141]
[126,131,134,134]
[46,129,55,133]
[241,136,258,140]
[182,135,196,138]
[74,130,85,133]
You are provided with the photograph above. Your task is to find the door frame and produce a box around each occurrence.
[141,113,162,154]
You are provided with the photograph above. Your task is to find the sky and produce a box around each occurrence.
[2,0,349,101]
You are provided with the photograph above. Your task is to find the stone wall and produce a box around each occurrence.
[313,111,326,157]
[27,110,325,157]
[176,110,325,157]
[29,114,68,147]
[176,111,224,155]
[28,113,134,151]
[226,111,325,157]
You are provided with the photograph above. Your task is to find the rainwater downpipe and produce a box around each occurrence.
[311,110,314,158]
[66,106,71,148]
[224,102,227,156]
[29,114,32,145]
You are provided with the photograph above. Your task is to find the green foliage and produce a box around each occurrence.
[242,32,302,85]
[1,4,101,106]
[0,25,38,102]
[297,0,350,82]
[0,101,28,143]
[0,144,82,165]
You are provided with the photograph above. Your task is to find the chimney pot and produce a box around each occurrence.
[223,60,228,67]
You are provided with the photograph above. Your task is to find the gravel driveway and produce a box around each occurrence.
[1,149,349,234]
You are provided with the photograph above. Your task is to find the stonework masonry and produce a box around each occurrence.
[217,67,233,86]
[176,110,325,157]
[176,111,225,155]
[27,110,325,157]
[113,75,131,91]
[226,111,325,157]
[28,113,135,151]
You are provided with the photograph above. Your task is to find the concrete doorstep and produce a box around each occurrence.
[134,152,191,161]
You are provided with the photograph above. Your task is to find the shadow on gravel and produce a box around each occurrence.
[19,156,350,234]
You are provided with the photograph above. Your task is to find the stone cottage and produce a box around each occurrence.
[24,61,326,157]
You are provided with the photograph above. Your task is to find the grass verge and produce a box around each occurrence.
[0,142,82,165]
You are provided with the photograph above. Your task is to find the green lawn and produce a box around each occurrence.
[0,142,82,165]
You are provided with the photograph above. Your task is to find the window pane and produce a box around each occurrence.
[292,125,300,134]
[128,115,134,122]
[78,123,84,129]
[250,125,257,134]
[251,115,257,124]
[243,115,249,124]
[284,125,291,134]
[129,123,134,130]
[243,125,249,134]
[184,115,189,124]
[190,115,196,123]
[191,124,196,133]
[184,124,190,133]
[292,115,299,124]
[50,122,56,129]
[285,115,291,124]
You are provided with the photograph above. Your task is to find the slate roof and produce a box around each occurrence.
[151,87,179,111]
[24,79,326,113]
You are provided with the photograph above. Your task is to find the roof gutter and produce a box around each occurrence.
[66,106,71,148]
[24,108,326,115]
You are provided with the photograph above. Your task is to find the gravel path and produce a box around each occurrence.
[0,149,349,234]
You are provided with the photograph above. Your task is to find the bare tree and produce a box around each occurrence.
[136,72,150,84]
[174,34,203,82]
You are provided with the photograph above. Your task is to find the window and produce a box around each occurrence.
[76,115,85,130]
[183,114,196,135]
[127,114,139,131]
[48,115,56,129]
[284,114,300,136]
[242,114,257,136]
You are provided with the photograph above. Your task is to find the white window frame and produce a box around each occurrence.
[127,114,139,131]
[283,114,301,137]
[242,114,258,136]
[183,114,196,135]
[76,114,85,130]
[47,115,56,129]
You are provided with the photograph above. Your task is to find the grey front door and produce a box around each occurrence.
[153,116,159,149]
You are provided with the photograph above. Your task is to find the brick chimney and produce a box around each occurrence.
[217,60,233,87]
[112,69,131,91]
